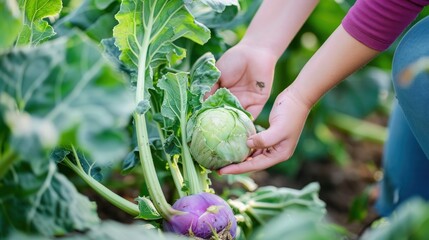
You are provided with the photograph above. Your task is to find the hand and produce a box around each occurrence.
[211,43,277,118]
[218,86,311,174]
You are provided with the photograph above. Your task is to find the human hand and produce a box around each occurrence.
[211,43,277,118]
[218,86,311,174]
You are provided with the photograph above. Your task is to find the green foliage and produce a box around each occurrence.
[0,162,99,237]
[229,182,327,237]
[0,0,22,51]
[55,0,119,42]
[362,199,429,240]
[250,210,347,240]
[16,0,63,45]
[0,34,134,166]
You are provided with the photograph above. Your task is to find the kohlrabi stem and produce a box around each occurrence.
[0,149,18,179]
[195,164,212,193]
[152,111,185,198]
[134,113,178,220]
[64,150,139,216]
[180,120,203,194]
[134,12,179,220]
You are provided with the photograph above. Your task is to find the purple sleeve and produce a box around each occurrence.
[342,0,429,51]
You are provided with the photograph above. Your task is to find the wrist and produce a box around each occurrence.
[238,36,283,61]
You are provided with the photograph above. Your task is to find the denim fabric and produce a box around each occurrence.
[375,16,429,216]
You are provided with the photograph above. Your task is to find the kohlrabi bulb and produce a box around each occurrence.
[163,192,237,239]
[190,106,256,170]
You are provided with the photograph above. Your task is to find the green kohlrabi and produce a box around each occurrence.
[190,106,256,170]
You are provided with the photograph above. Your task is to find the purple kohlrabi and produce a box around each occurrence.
[163,192,237,239]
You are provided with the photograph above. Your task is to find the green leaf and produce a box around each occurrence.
[250,210,346,240]
[362,198,429,240]
[202,88,251,118]
[54,0,120,42]
[0,161,99,237]
[16,0,63,45]
[136,196,162,220]
[229,182,326,231]
[187,0,239,12]
[189,52,220,105]
[113,0,210,99]
[0,33,134,165]
[187,0,239,28]
[322,68,390,118]
[62,221,189,240]
[0,0,22,51]
[157,72,188,122]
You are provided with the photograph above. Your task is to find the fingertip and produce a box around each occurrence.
[246,137,255,148]
[218,164,241,175]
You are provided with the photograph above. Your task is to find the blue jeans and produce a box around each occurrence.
[375,16,429,216]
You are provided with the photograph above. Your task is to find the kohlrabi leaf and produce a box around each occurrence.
[136,196,162,220]
[0,0,22,51]
[250,210,346,240]
[361,198,429,240]
[0,33,134,165]
[202,88,251,118]
[60,221,188,240]
[187,0,239,28]
[157,72,188,122]
[54,0,119,42]
[0,161,100,237]
[189,52,220,105]
[113,0,210,100]
[186,0,239,12]
[228,182,326,228]
[16,0,62,45]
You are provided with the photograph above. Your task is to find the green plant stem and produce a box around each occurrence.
[328,112,387,144]
[63,155,139,216]
[152,112,185,198]
[134,113,178,220]
[134,11,179,220]
[0,149,18,179]
[180,120,202,194]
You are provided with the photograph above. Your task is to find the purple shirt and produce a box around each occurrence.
[342,0,429,51]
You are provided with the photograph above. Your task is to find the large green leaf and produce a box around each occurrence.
[322,68,391,118]
[54,0,119,42]
[186,0,239,12]
[0,161,99,237]
[228,182,327,236]
[186,0,239,28]
[157,72,188,123]
[16,0,63,45]
[113,0,210,99]
[250,210,346,240]
[0,33,134,165]
[0,0,22,51]
[362,199,429,240]
[63,221,189,240]
[189,52,220,106]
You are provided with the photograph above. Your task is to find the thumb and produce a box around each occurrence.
[247,121,285,149]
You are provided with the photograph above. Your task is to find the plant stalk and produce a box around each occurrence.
[152,111,185,198]
[63,156,139,216]
[180,120,203,194]
[134,113,178,220]
[134,10,179,220]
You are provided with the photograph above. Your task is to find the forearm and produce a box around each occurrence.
[240,0,319,59]
[291,25,379,107]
